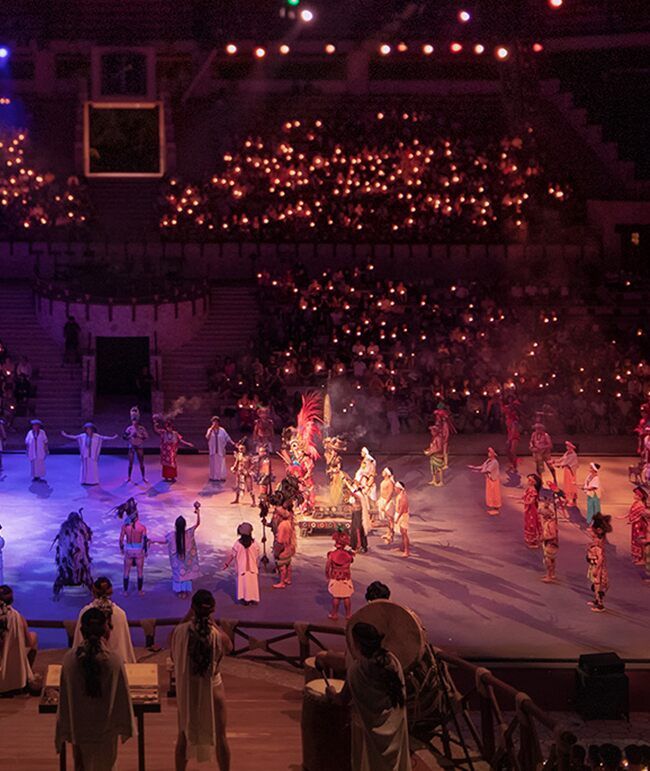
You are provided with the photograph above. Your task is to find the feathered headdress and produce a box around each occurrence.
[296,391,323,460]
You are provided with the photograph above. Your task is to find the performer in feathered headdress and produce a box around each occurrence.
[52,510,93,600]
[278,392,322,512]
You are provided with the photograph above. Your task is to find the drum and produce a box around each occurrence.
[303,654,346,684]
[301,678,351,771]
[345,600,426,673]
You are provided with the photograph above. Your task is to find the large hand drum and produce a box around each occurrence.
[345,600,426,673]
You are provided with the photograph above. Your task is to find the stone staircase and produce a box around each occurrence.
[0,282,82,449]
[161,283,259,445]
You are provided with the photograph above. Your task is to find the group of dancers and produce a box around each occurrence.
[462,418,650,613]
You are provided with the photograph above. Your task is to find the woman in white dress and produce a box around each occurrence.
[61,423,117,485]
[222,522,261,605]
[171,590,232,771]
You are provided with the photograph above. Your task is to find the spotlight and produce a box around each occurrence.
[279,44,290,54]
[287,0,300,5]
[379,43,391,56]
[473,43,485,54]
[458,10,471,22]
[549,0,563,6]
[532,42,544,52]
[397,41,408,52]
[225,43,238,55]
[300,8,314,21]
[0,47,8,59]
[255,46,266,58]
[325,43,336,54]
[422,44,434,55]
[450,42,463,53]
[495,46,509,59]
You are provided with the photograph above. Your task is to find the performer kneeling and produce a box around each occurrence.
[52,510,93,600]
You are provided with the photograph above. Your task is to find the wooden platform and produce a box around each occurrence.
[1,649,305,770]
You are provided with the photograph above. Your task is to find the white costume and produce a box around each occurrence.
[348,651,410,771]
[72,601,136,664]
[230,540,261,603]
[25,428,48,479]
[355,449,377,502]
[56,643,134,770]
[0,606,33,693]
[171,621,226,762]
[68,432,113,485]
[206,425,234,481]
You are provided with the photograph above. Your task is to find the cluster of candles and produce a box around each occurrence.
[0,127,88,230]
[160,111,570,239]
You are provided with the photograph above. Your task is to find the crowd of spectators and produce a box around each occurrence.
[204,262,650,439]
[0,125,90,237]
[160,105,572,243]
[0,339,35,427]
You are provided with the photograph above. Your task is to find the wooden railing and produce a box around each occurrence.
[27,616,575,771]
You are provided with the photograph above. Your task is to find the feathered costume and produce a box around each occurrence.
[278,392,322,512]
[52,510,93,598]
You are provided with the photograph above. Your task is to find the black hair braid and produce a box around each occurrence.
[371,647,406,709]
[76,608,108,698]
[188,614,214,677]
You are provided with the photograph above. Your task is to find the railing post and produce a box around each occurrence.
[475,668,496,762]
[294,622,311,665]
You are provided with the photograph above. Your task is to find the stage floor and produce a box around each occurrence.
[1,449,648,659]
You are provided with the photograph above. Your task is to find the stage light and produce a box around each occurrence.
[549,0,563,6]
[379,43,391,56]
[458,10,471,22]
[225,43,237,55]
[474,43,485,54]
[422,43,434,55]
[532,42,544,52]
[0,47,8,59]
[287,0,300,5]
[300,8,314,21]
[254,46,266,58]
[450,42,463,53]
[325,43,336,54]
[397,41,408,52]
[495,46,509,59]
[279,44,290,54]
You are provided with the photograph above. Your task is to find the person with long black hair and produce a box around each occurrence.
[56,607,134,770]
[327,621,410,770]
[152,502,202,598]
[171,589,232,771]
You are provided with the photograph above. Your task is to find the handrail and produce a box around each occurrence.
[26,615,574,770]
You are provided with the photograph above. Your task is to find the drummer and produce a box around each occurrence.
[327,622,410,771]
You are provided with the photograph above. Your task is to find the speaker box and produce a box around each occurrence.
[575,668,629,720]
[578,652,625,676]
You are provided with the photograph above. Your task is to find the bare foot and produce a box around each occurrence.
[327,613,339,621]
[272,582,287,589]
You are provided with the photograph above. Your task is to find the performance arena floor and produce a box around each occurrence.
[1,447,648,659]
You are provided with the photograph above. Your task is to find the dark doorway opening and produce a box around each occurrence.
[96,337,150,396]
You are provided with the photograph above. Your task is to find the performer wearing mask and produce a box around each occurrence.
[231,441,256,506]
[123,407,148,483]
[72,577,136,663]
[52,511,93,600]
[205,416,235,483]
[61,423,117,486]
[56,608,134,770]
[171,590,232,770]
[25,418,48,481]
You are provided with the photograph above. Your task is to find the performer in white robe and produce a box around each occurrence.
[25,419,48,480]
[206,416,235,482]
[329,621,410,771]
[171,590,232,770]
[72,577,136,664]
[0,586,37,694]
[223,523,261,604]
[62,423,117,485]
[56,608,134,771]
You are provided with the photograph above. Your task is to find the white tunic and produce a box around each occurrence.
[72,601,136,664]
[0,606,33,693]
[69,433,112,485]
[230,540,261,602]
[206,426,233,481]
[55,643,134,763]
[25,429,48,478]
[171,621,226,762]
